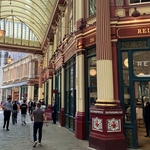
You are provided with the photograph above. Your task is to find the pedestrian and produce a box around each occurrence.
[52,99,57,124]
[30,102,48,147]
[28,98,33,115]
[144,102,150,137]
[20,100,28,125]
[2,95,12,131]
[12,100,19,124]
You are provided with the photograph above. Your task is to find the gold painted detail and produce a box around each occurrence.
[125,129,133,147]
[121,41,148,49]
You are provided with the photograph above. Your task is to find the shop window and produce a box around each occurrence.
[130,0,150,4]
[88,0,96,17]
[133,51,150,77]
[64,56,76,131]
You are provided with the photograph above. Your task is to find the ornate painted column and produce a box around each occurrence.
[38,67,43,100]
[89,1,126,150]
[75,39,86,140]
[60,66,65,126]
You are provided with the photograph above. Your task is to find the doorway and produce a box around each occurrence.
[133,82,150,150]
[118,39,150,149]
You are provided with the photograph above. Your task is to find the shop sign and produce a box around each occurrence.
[117,26,150,38]
[135,61,149,67]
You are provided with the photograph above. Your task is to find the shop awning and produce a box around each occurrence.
[1,81,28,89]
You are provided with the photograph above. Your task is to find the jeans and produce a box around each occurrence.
[33,122,43,143]
[21,114,26,124]
[12,110,17,124]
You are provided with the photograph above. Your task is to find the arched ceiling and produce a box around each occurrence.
[0,0,59,54]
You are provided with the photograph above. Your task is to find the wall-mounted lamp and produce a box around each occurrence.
[124,58,128,68]
[131,7,140,17]
[7,56,13,64]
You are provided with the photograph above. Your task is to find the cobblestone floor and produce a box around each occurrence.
[0,110,92,150]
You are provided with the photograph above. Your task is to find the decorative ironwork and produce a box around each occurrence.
[121,41,148,49]
[125,129,133,147]
[116,0,123,6]
[87,48,96,55]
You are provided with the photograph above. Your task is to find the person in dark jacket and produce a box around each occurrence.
[52,99,57,124]
[144,102,150,137]
[12,101,19,124]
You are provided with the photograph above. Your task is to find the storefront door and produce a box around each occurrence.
[118,39,150,148]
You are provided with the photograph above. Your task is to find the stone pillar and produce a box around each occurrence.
[60,66,65,126]
[38,69,43,100]
[27,85,34,101]
[89,1,126,150]
[75,48,86,140]
[48,78,52,107]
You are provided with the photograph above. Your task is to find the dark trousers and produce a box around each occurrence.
[28,107,33,114]
[33,122,43,142]
[12,110,17,124]
[52,112,56,124]
[3,111,11,129]
[145,121,150,136]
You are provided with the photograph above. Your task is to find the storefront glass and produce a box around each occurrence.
[64,57,76,131]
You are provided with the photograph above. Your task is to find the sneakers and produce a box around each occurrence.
[6,129,9,131]
[33,141,37,147]
[38,142,42,146]
[24,121,26,124]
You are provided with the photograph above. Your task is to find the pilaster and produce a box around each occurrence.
[75,47,86,140]
[60,66,65,126]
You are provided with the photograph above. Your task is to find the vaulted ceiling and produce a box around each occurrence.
[0,0,62,54]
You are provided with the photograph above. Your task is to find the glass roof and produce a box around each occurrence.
[0,0,57,48]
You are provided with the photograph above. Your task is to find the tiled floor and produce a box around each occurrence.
[137,126,150,150]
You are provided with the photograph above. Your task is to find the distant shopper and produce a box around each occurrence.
[52,99,57,124]
[2,95,12,131]
[30,102,48,147]
[28,98,33,115]
[12,101,19,124]
[144,102,150,137]
[20,100,28,125]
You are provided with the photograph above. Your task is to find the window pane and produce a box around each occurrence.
[89,88,97,106]
[88,57,97,86]
[122,52,129,86]
[130,0,140,3]
[89,0,96,16]
[70,91,74,115]
[133,51,150,76]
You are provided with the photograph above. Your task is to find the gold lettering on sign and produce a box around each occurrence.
[90,37,94,43]
[137,28,150,34]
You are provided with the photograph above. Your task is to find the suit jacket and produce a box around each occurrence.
[52,103,57,113]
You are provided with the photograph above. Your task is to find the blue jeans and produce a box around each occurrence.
[33,122,43,142]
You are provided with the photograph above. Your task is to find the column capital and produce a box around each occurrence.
[76,49,85,56]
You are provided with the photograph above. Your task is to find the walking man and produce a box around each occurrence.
[30,102,48,147]
[20,100,28,125]
[2,95,12,131]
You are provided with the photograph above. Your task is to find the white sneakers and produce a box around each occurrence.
[33,141,42,147]
[33,141,37,147]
